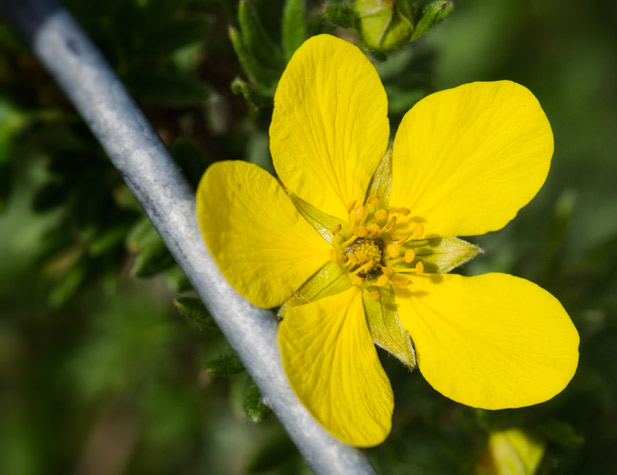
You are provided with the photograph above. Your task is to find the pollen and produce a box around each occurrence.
[332,193,428,290]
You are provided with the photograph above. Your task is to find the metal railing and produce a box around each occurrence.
[0,0,377,473]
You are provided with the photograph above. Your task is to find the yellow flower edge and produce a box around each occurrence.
[196,34,580,447]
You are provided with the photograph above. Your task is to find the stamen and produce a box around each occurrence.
[352,275,364,286]
[386,216,397,230]
[415,261,424,275]
[366,290,380,300]
[411,223,424,239]
[331,223,342,236]
[392,277,411,288]
[375,274,389,287]
[346,200,357,213]
[330,249,338,262]
[367,195,381,205]
[366,224,380,237]
[375,209,388,222]
[387,243,400,258]
[404,249,415,263]
[397,207,410,216]
[355,226,368,238]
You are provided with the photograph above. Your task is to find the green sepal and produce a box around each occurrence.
[205,350,245,378]
[323,1,357,28]
[355,0,414,53]
[287,190,348,245]
[364,148,392,218]
[243,379,272,422]
[362,285,416,369]
[365,148,392,204]
[411,1,454,41]
[278,260,351,317]
[174,296,217,328]
[238,0,286,72]
[403,237,481,274]
[282,0,306,59]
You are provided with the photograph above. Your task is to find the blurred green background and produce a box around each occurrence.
[1,0,617,473]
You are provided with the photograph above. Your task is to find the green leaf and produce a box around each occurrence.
[174,296,217,328]
[278,260,351,317]
[363,285,416,369]
[230,77,274,109]
[238,0,286,71]
[131,237,175,278]
[243,379,272,422]
[89,224,131,256]
[282,0,306,58]
[411,1,454,41]
[229,27,274,84]
[123,70,210,106]
[403,237,481,274]
[31,180,67,213]
[205,350,245,378]
[323,1,356,28]
[126,217,159,253]
[287,191,348,245]
[139,16,211,57]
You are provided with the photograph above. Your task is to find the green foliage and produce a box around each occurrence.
[2,0,617,473]
[174,296,217,328]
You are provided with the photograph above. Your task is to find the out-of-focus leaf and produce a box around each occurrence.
[174,296,216,328]
[138,16,211,57]
[205,351,245,378]
[238,0,286,71]
[246,432,298,473]
[131,237,175,278]
[169,138,210,190]
[31,180,67,213]
[123,70,210,106]
[243,379,272,422]
[230,77,273,109]
[282,0,306,58]
[126,217,159,253]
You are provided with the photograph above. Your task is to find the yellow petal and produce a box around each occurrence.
[270,34,390,222]
[396,273,579,409]
[196,161,330,308]
[278,287,393,446]
[391,81,553,237]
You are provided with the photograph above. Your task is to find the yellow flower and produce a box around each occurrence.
[196,34,579,447]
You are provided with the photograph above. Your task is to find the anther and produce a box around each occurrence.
[411,223,424,239]
[355,226,368,238]
[415,261,424,275]
[352,205,364,223]
[375,274,389,287]
[375,209,388,222]
[387,243,400,258]
[386,216,397,230]
[367,195,381,205]
[331,223,342,236]
[404,249,415,263]
[397,207,410,216]
[367,224,380,237]
[393,277,411,288]
[346,200,357,213]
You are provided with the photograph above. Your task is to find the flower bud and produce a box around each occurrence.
[354,0,414,53]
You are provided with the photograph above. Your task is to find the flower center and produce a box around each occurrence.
[330,195,425,299]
